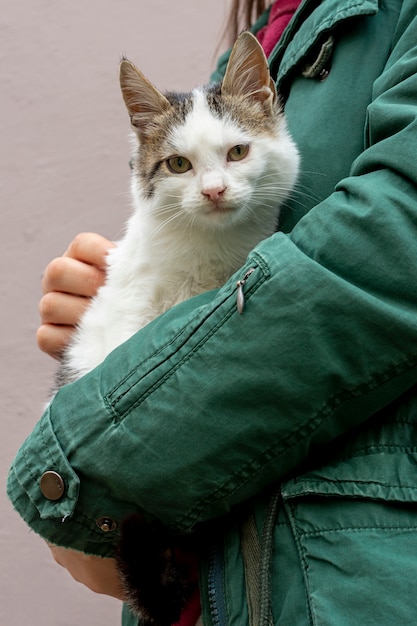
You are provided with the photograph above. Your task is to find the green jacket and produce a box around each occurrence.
[8,0,417,624]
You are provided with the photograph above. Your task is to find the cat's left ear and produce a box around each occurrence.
[221,31,277,112]
[119,59,171,135]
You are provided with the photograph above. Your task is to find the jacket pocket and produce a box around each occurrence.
[106,258,269,421]
[281,444,417,625]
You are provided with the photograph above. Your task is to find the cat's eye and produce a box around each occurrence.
[166,156,192,174]
[227,144,250,162]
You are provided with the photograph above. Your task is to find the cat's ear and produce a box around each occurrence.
[221,31,277,111]
[119,59,171,134]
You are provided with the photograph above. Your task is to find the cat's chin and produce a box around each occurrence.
[199,211,239,228]
[198,201,240,225]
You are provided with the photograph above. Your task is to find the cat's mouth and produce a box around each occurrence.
[204,199,236,217]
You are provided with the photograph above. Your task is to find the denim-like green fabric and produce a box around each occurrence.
[8,0,417,623]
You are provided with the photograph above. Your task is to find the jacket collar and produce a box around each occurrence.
[269,0,379,88]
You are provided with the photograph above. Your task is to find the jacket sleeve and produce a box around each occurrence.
[7,6,417,554]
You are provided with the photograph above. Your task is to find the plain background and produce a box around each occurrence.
[1,1,230,624]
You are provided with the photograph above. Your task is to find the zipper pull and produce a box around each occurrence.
[236,268,255,314]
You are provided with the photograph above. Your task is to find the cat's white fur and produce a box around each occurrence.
[60,33,299,383]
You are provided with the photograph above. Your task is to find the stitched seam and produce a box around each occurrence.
[44,507,118,549]
[117,307,234,416]
[114,306,234,413]
[110,262,269,419]
[300,525,417,537]
[300,443,417,469]
[289,508,416,624]
[280,0,377,76]
[108,255,268,404]
[71,507,118,539]
[287,501,317,626]
[115,278,266,417]
[340,444,417,456]
[107,295,225,400]
[21,414,55,491]
[293,478,417,491]
[19,414,80,513]
[173,353,417,529]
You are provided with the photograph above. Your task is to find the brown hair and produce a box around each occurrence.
[224,0,271,45]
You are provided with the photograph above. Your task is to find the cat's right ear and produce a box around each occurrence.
[119,59,171,135]
[221,32,277,112]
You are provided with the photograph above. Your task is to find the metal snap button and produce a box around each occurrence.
[96,517,118,533]
[40,471,65,501]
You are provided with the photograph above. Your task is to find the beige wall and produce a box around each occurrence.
[1,1,229,623]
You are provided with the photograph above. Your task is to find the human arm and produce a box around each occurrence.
[8,207,417,553]
[48,544,125,600]
[37,232,115,358]
[36,232,123,596]
[8,0,417,555]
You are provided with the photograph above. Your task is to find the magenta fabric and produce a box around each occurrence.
[256,0,302,57]
[173,585,201,626]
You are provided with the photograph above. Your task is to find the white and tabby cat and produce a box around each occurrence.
[58,32,299,386]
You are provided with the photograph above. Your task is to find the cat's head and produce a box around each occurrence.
[120,32,299,232]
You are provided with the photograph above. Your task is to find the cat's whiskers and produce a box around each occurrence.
[284,178,323,210]
[252,178,323,214]
[146,201,185,240]
[253,182,299,199]
[183,211,200,240]
[149,202,181,217]
[146,196,182,218]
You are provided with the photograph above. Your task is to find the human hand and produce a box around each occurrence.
[37,232,116,359]
[48,543,125,600]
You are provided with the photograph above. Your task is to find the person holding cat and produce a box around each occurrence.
[8,0,417,625]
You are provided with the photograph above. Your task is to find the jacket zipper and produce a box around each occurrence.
[236,267,256,314]
[208,541,228,626]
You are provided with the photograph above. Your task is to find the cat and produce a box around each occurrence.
[56,31,299,387]
[55,31,299,626]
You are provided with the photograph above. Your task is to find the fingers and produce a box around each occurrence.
[38,264,102,358]
[39,291,91,325]
[63,232,116,270]
[48,544,125,600]
[38,291,89,357]
[41,256,107,298]
[38,232,115,359]
[36,323,76,358]
[42,232,115,297]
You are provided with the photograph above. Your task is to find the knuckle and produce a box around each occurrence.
[43,257,68,292]
[66,232,90,259]
[36,325,52,354]
[86,269,103,296]
[38,292,57,321]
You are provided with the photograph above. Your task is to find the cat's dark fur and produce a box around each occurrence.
[116,515,199,626]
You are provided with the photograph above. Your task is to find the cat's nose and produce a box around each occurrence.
[202,186,227,202]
